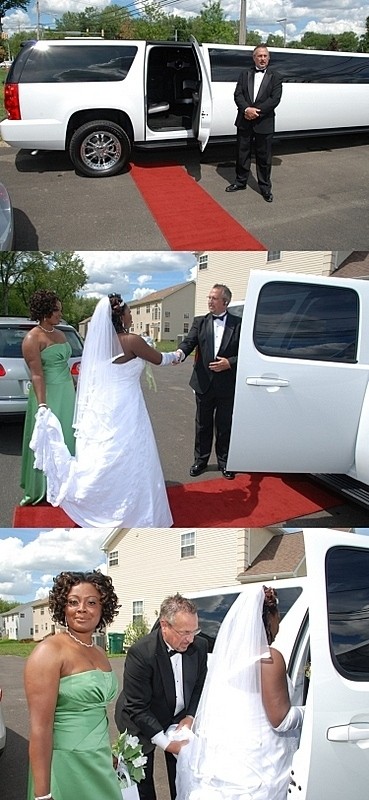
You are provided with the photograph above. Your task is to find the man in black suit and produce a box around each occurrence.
[115,594,208,800]
[226,44,283,202]
[175,283,241,480]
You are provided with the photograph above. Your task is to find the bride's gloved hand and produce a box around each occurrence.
[160,351,182,365]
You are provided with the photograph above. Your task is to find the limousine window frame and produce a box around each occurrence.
[326,545,369,682]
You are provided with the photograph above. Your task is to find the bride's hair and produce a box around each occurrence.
[108,293,128,333]
[262,586,279,644]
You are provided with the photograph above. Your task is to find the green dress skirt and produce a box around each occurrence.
[27,670,122,800]
[20,342,76,505]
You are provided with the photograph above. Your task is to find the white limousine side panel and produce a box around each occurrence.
[227,271,369,475]
[288,530,369,800]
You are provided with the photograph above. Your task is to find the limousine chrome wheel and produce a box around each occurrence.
[69,120,132,177]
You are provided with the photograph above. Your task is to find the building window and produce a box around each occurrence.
[136,307,140,315]
[184,313,190,319]
[20,613,25,618]
[165,311,170,318]
[30,628,33,636]
[152,305,160,321]
[35,625,39,633]
[109,550,119,567]
[164,323,170,333]
[199,254,208,270]
[40,608,44,615]
[45,623,48,631]
[183,323,189,334]
[133,600,144,623]
[146,304,150,313]
[267,251,281,262]
[181,531,195,558]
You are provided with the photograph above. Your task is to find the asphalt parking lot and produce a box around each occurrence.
[0,654,171,800]
[1,360,369,528]
[1,133,368,251]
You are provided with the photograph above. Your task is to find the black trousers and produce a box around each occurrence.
[137,748,177,800]
[235,127,274,194]
[194,386,235,468]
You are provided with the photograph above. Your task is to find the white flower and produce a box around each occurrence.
[125,734,140,748]
[132,755,147,768]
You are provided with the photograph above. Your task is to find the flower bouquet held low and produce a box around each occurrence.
[112,730,147,800]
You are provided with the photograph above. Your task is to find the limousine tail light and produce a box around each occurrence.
[4,84,21,120]
[0,364,6,377]
[70,362,81,377]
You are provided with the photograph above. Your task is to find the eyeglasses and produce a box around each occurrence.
[167,622,201,638]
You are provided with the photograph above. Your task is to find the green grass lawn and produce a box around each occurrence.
[0,639,37,657]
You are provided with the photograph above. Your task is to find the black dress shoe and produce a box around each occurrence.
[262,192,273,202]
[225,183,246,193]
[221,468,236,480]
[190,462,208,477]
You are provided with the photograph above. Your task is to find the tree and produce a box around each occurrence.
[133,2,173,41]
[0,598,19,613]
[266,34,284,48]
[0,251,88,318]
[123,616,150,647]
[0,252,49,315]
[192,0,235,44]
[0,0,29,34]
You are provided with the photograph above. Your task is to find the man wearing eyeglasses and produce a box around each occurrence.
[115,594,208,800]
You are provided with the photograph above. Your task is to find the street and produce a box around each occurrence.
[0,133,368,251]
[0,654,171,800]
[1,359,369,527]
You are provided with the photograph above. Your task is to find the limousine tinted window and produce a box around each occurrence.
[253,283,359,362]
[208,48,369,83]
[15,45,138,83]
[193,586,302,652]
[326,545,369,681]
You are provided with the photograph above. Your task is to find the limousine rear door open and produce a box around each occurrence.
[288,529,369,800]
[227,271,369,475]
[190,37,212,150]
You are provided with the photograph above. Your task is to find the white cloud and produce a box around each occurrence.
[137,274,152,286]
[132,287,157,300]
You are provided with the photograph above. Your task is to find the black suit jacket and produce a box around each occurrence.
[234,67,283,134]
[179,311,241,396]
[115,628,208,753]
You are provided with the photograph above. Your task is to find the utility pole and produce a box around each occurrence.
[277,17,287,47]
[239,0,246,45]
[36,0,41,40]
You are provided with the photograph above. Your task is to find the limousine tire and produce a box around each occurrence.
[69,120,132,177]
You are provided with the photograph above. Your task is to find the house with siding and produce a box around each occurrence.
[32,597,58,641]
[194,251,354,314]
[1,601,34,640]
[101,527,305,634]
[129,281,195,343]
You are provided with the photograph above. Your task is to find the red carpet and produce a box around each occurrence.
[131,164,266,250]
[13,474,343,528]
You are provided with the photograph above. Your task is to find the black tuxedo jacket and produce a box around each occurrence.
[114,628,208,753]
[234,67,283,134]
[179,311,241,397]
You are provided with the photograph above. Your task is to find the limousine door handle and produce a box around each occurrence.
[246,377,290,387]
[327,723,369,742]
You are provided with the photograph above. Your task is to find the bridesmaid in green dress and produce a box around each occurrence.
[24,570,122,800]
[20,290,76,505]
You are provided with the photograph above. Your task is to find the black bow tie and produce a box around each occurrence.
[168,649,180,657]
[255,67,267,72]
[212,313,227,320]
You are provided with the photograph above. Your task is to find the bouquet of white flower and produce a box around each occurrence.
[112,730,147,800]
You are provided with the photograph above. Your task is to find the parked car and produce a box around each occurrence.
[0,316,83,415]
[226,270,369,507]
[0,182,14,250]
[179,530,369,800]
[0,687,6,757]
[1,39,369,177]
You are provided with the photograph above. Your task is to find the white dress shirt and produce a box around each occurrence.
[213,313,227,358]
[253,69,267,102]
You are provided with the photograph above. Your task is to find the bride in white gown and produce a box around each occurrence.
[30,294,178,527]
[176,586,304,800]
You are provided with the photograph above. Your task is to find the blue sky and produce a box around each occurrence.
[75,252,198,302]
[1,528,369,604]
[2,0,367,41]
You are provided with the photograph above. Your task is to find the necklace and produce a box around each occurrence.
[38,323,55,333]
[66,629,94,648]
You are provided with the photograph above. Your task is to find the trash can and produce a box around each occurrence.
[108,632,125,654]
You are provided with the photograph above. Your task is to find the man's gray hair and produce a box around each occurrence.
[159,593,198,623]
[253,43,269,53]
[212,283,232,304]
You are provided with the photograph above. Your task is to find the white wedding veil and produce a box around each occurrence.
[176,587,270,799]
[73,296,124,441]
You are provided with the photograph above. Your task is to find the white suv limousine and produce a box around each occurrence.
[1,38,369,177]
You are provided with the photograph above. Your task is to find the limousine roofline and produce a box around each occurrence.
[185,576,307,598]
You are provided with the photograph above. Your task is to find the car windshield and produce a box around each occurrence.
[0,326,83,358]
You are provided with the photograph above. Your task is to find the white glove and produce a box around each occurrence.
[160,351,181,366]
[274,705,304,732]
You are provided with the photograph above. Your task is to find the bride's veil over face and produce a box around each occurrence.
[184,588,270,793]
[73,296,124,440]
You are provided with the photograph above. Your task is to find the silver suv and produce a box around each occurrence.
[0,316,83,415]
